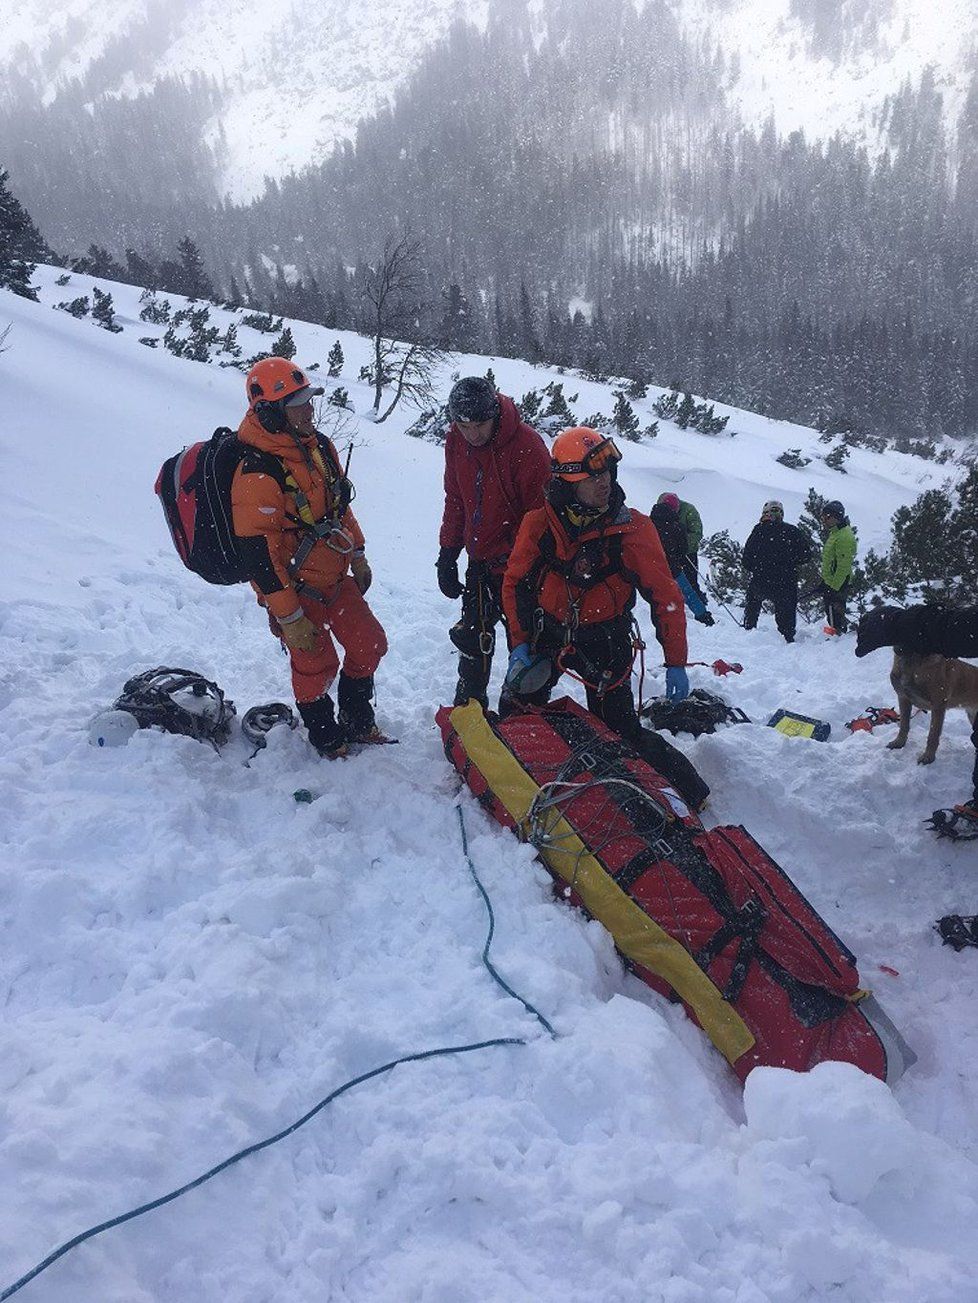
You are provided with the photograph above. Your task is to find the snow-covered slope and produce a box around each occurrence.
[3,0,973,200]
[0,271,976,1301]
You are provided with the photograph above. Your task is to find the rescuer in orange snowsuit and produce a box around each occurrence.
[231,357,387,757]
[502,427,709,809]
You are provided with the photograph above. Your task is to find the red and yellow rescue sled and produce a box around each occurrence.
[437,698,913,1085]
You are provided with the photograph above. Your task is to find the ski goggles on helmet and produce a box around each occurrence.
[553,437,622,479]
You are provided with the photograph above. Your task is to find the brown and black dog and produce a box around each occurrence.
[888,651,978,765]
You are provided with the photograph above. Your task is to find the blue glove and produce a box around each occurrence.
[507,644,534,678]
[677,572,707,618]
[665,667,689,702]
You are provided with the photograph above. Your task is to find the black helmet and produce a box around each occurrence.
[448,376,499,425]
[822,500,845,522]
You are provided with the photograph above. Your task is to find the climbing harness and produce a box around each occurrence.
[641,689,750,737]
[113,668,235,750]
[925,806,978,842]
[935,914,978,950]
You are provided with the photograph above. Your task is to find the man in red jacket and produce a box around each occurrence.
[437,376,550,707]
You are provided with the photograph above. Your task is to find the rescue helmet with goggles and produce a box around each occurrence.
[246,357,324,410]
[551,427,622,482]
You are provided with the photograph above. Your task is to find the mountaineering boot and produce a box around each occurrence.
[298,694,348,759]
[337,672,385,743]
[635,727,711,812]
[453,674,488,710]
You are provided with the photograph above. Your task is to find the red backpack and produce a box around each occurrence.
[154,428,286,585]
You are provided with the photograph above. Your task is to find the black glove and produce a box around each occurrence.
[855,604,945,658]
[695,610,716,626]
[436,546,464,599]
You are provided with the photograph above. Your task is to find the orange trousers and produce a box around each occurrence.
[269,576,388,704]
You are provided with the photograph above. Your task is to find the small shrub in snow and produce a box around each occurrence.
[823,443,850,473]
[56,295,90,318]
[92,287,122,333]
[694,403,729,435]
[139,296,171,325]
[653,389,680,421]
[484,365,497,389]
[55,273,71,287]
[240,311,283,334]
[405,405,449,441]
[701,531,745,604]
[776,448,812,469]
[328,386,353,410]
[139,336,159,348]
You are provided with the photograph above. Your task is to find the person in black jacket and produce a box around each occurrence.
[741,500,811,642]
[649,500,715,626]
[856,603,978,816]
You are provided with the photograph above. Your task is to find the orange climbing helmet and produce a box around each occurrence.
[551,427,622,481]
[245,357,324,409]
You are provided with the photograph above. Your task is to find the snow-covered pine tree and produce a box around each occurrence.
[0,167,46,300]
[674,392,697,429]
[823,443,850,472]
[177,236,214,301]
[542,381,577,426]
[91,286,123,333]
[327,340,344,377]
[519,389,543,422]
[612,391,640,441]
[700,531,745,604]
[271,327,296,360]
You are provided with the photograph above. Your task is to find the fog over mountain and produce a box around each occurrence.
[3,0,975,203]
[3,0,978,442]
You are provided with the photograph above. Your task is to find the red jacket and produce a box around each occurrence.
[503,499,688,668]
[439,394,549,567]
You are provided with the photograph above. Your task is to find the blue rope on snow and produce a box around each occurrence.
[2,804,562,1299]
[456,803,558,1039]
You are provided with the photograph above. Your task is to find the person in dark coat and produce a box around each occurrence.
[741,500,811,642]
[649,500,715,626]
[657,491,705,599]
[436,376,550,708]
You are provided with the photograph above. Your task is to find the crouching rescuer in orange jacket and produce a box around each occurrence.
[501,428,710,811]
[231,358,388,758]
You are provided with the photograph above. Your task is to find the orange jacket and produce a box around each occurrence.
[502,499,688,667]
[230,410,364,621]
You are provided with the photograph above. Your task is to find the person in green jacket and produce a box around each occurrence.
[819,499,856,633]
[657,492,705,599]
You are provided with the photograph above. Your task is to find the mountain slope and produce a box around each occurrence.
[2,0,974,200]
[0,273,976,1301]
